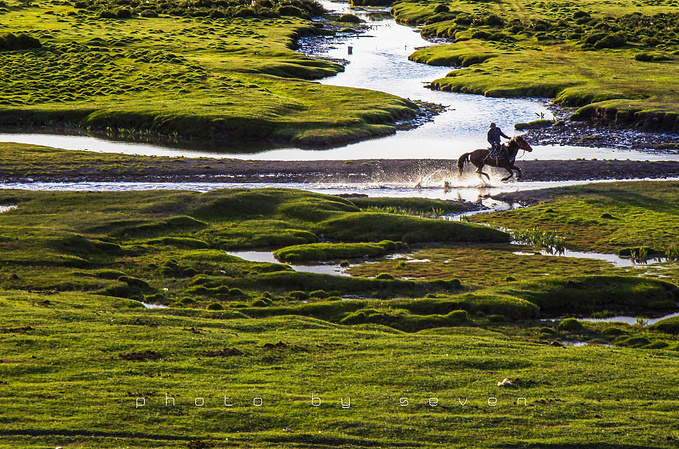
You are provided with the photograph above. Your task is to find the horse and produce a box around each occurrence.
[457,135,533,182]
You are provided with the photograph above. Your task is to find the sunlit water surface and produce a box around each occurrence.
[1,178,657,202]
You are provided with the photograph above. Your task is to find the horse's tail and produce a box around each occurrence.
[457,152,470,175]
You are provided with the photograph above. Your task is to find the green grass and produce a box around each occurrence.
[394,0,679,129]
[350,196,468,216]
[0,187,501,303]
[2,183,679,446]
[1,290,679,448]
[472,181,679,254]
[0,0,417,146]
[273,240,404,261]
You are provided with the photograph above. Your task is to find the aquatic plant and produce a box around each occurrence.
[510,227,566,254]
[363,205,447,218]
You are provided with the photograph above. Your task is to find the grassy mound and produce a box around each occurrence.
[395,0,679,131]
[199,270,463,298]
[650,316,679,334]
[350,196,469,215]
[491,276,679,316]
[273,240,403,261]
[317,213,509,243]
[0,0,417,146]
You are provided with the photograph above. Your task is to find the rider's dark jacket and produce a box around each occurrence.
[487,127,510,145]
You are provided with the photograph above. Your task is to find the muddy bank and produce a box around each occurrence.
[520,111,679,151]
[2,157,678,185]
[572,106,679,135]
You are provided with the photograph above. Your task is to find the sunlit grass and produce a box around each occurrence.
[1,180,679,446]
[0,0,417,145]
[395,0,679,126]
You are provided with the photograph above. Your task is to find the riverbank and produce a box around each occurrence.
[519,115,679,151]
[2,143,679,184]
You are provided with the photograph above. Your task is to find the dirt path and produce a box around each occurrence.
[2,158,678,185]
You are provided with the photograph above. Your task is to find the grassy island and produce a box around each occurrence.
[393,0,679,132]
[1,183,679,447]
[0,0,417,146]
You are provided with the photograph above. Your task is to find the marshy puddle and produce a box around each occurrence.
[543,310,679,327]
[224,250,430,277]
[512,249,670,268]
[141,302,169,309]
[579,311,679,326]
[385,254,430,263]
[560,341,613,348]
[225,251,351,277]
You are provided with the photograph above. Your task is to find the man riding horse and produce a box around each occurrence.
[487,122,510,161]
[458,132,533,182]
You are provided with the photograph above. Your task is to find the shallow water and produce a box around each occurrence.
[141,302,169,309]
[579,311,679,326]
[225,251,351,277]
[0,178,631,203]
[227,250,679,322]
[512,249,669,268]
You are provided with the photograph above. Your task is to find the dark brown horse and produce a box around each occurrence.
[457,135,533,181]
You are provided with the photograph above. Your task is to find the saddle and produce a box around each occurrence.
[488,144,506,160]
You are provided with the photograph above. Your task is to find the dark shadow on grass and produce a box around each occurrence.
[498,444,669,449]
[261,433,424,447]
[0,429,195,441]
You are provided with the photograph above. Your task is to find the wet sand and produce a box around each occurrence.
[2,157,679,184]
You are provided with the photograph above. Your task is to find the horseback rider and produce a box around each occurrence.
[487,122,510,160]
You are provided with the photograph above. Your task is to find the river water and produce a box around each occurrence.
[0,178,649,202]
[1,1,677,162]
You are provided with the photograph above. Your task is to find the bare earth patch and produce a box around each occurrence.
[2,157,679,184]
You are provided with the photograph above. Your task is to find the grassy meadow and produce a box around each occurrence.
[1,182,679,447]
[0,0,417,145]
[394,0,679,131]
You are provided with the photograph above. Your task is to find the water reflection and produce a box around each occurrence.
[579,311,679,326]
[225,250,350,276]
[0,178,620,203]
[512,248,670,268]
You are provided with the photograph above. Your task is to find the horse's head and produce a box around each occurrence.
[512,135,533,152]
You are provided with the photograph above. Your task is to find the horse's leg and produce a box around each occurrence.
[468,152,491,181]
[500,166,514,182]
[476,165,491,181]
[497,161,513,182]
[513,166,522,180]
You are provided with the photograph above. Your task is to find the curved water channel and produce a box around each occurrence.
[0,1,677,162]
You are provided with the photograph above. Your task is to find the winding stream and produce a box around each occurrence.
[1,1,677,162]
